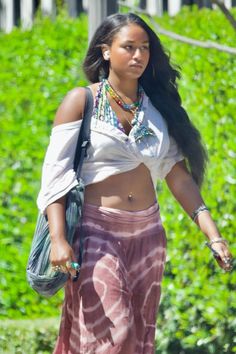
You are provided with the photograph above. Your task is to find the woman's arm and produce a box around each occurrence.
[46,87,87,273]
[165,160,232,271]
[47,196,76,266]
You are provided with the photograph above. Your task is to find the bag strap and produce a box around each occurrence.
[73,87,94,179]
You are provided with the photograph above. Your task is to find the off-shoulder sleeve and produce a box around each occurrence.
[158,136,184,180]
[37,120,82,214]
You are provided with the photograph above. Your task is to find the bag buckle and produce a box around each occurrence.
[81,140,89,148]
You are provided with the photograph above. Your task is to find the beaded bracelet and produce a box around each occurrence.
[205,238,228,248]
[191,204,209,222]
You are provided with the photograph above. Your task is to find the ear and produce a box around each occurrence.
[101,44,110,61]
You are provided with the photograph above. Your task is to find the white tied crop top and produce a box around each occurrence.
[37,92,184,214]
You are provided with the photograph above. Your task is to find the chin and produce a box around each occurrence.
[113,69,144,80]
[124,71,144,80]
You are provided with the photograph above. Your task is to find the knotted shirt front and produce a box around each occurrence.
[37,92,184,214]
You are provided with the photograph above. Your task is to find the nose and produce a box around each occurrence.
[133,48,142,60]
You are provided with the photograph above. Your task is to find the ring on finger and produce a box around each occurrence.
[51,265,68,273]
[66,261,80,271]
[52,265,61,272]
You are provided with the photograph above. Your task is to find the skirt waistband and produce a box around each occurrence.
[82,202,160,223]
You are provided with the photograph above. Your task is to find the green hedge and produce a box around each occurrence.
[0,6,235,354]
[0,12,88,321]
[149,6,236,354]
[0,318,58,354]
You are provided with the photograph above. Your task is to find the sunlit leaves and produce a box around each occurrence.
[0,7,235,354]
[0,13,88,321]
[154,7,236,354]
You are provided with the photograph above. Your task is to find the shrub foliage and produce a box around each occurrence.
[0,6,235,354]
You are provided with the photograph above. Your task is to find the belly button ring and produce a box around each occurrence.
[128,192,133,201]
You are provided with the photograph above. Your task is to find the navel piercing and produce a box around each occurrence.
[128,192,133,201]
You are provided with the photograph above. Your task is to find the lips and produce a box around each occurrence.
[130,63,143,69]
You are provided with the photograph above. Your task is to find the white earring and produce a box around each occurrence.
[104,51,110,60]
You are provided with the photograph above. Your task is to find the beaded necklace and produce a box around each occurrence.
[93,80,155,142]
[93,80,125,131]
[104,80,140,114]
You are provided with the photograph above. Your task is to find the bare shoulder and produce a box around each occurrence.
[53,87,87,127]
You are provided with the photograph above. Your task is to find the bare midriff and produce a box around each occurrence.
[84,163,156,211]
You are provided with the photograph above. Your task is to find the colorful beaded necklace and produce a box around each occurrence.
[104,80,141,114]
[93,80,124,131]
[93,80,155,142]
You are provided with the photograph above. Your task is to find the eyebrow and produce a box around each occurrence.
[122,40,149,43]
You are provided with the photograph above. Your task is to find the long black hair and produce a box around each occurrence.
[83,13,207,186]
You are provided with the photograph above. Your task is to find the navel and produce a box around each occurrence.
[128,192,133,201]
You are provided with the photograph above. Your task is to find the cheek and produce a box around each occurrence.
[145,51,150,64]
[111,51,131,65]
[118,49,131,60]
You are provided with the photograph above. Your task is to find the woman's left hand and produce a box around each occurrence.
[208,241,233,272]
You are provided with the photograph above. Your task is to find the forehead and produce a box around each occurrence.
[112,24,149,43]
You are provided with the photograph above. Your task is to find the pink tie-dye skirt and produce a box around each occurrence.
[53,202,167,354]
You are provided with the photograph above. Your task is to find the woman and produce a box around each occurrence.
[37,13,233,354]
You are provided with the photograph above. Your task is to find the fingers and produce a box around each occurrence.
[210,244,233,272]
[50,244,80,280]
[66,260,80,280]
[51,264,69,273]
[215,252,233,272]
[220,256,233,272]
[66,250,80,280]
[52,261,80,280]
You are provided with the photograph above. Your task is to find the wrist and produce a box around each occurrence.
[50,233,67,242]
[205,233,222,242]
[206,237,227,247]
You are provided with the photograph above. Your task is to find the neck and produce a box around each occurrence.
[107,74,138,101]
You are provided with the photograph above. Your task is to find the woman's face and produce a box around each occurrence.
[105,23,150,80]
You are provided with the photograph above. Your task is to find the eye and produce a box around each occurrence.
[124,45,133,50]
[140,45,150,51]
